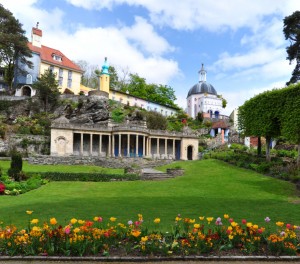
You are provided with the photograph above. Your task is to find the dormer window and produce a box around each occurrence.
[52,54,62,62]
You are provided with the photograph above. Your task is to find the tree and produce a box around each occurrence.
[0,4,32,92]
[283,11,300,85]
[146,111,167,130]
[32,69,60,112]
[238,90,282,161]
[108,65,119,89]
[76,60,99,89]
[280,83,300,165]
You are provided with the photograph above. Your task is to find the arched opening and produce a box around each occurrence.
[187,145,193,160]
[215,111,219,119]
[22,86,32,97]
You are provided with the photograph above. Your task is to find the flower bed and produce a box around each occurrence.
[0,212,299,257]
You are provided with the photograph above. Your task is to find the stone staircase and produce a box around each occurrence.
[141,168,175,181]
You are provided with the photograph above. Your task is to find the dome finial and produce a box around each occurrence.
[101,57,109,75]
[199,63,206,82]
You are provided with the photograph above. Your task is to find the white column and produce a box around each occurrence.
[127,134,130,157]
[136,134,139,157]
[99,134,102,156]
[143,136,146,156]
[90,134,93,155]
[80,133,83,155]
[165,138,167,156]
[111,134,114,157]
[118,134,121,157]
[173,139,175,159]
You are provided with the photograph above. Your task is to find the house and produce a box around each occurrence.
[14,25,83,97]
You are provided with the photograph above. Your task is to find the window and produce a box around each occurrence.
[67,70,72,88]
[53,54,62,62]
[59,68,63,86]
[49,65,54,73]
[26,74,32,84]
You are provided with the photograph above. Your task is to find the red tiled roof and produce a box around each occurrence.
[28,42,83,72]
[212,120,230,129]
[32,27,42,37]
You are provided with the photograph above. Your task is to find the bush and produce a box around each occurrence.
[8,151,23,181]
[146,111,167,130]
[35,172,140,182]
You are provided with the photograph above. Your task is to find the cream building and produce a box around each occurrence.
[15,25,83,97]
[51,117,199,160]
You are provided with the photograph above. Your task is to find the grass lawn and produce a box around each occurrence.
[0,160,124,174]
[0,159,299,230]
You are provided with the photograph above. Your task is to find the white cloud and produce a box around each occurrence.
[65,0,300,31]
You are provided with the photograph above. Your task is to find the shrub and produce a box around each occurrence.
[8,151,24,181]
[146,111,167,130]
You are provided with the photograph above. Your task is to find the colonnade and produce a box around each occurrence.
[73,132,181,159]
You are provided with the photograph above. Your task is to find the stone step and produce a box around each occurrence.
[141,173,174,180]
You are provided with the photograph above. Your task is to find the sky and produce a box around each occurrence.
[1,0,299,115]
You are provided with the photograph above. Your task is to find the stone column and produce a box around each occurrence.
[157,138,159,155]
[80,133,83,156]
[99,134,102,156]
[136,134,139,157]
[148,137,151,156]
[118,134,121,157]
[143,136,146,156]
[127,134,130,157]
[165,138,167,156]
[173,139,175,158]
[90,134,93,155]
[111,134,115,157]
[108,135,111,157]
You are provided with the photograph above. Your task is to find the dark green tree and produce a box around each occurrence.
[146,111,167,130]
[32,69,60,112]
[283,11,300,85]
[108,65,119,89]
[0,4,32,92]
[280,83,300,165]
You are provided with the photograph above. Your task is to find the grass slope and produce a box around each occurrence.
[0,159,299,230]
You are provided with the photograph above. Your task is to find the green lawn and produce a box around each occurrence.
[0,159,299,230]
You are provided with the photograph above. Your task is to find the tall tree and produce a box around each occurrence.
[283,11,300,85]
[76,60,99,89]
[0,4,32,92]
[280,83,300,166]
[32,69,60,112]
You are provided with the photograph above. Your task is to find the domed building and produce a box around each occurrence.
[187,64,223,119]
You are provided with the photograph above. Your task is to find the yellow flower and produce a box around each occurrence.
[246,222,252,228]
[276,221,284,227]
[231,222,238,227]
[70,218,78,224]
[194,224,200,229]
[50,218,57,225]
[73,227,80,233]
[224,214,229,219]
[138,214,143,221]
[175,216,182,221]
[228,234,234,240]
[199,216,205,221]
[78,220,85,225]
[30,219,39,224]
[141,236,148,242]
[189,219,195,223]
[131,230,141,237]
[227,226,233,231]
[26,210,33,215]
[154,218,160,224]
[253,224,258,230]
[110,217,117,222]
[206,217,214,223]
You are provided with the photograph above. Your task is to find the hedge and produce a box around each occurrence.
[30,172,140,182]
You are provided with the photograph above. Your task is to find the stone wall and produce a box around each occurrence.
[28,155,173,168]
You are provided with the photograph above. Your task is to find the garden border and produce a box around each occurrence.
[0,256,299,262]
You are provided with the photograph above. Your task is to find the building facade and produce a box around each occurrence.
[51,117,199,161]
[15,25,83,97]
[187,64,223,119]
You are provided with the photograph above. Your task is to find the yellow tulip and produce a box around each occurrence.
[141,236,148,242]
[224,214,229,219]
[26,210,33,215]
[199,216,205,221]
[30,219,39,224]
[50,218,57,225]
[110,217,117,222]
[276,221,284,227]
[154,218,160,224]
[70,218,78,224]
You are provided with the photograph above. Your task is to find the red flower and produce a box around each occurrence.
[0,183,6,194]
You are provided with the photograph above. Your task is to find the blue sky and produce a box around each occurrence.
[2,0,300,114]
